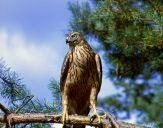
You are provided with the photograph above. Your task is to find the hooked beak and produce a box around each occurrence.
[66,39,69,44]
[66,36,70,44]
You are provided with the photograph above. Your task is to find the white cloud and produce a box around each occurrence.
[0,29,65,100]
[52,123,63,128]
[0,30,62,77]
[52,123,95,128]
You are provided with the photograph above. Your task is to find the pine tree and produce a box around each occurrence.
[68,0,163,127]
[0,59,61,127]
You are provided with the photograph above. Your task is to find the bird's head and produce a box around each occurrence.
[66,32,85,47]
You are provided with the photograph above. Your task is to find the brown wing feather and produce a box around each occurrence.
[95,53,102,92]
[60,52,70,93]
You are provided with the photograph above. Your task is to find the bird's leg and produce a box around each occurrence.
[53,103,68,127]
[90,87,104,124]
[90,88,119,128]
[61,90,69,126]
[62,103,69,125]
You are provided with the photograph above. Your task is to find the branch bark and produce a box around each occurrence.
[0,102,146,128]
[0,113,145,128]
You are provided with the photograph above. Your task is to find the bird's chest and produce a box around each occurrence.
[66,47,96,87]
[65,47,97,97]
[70,46,95,69]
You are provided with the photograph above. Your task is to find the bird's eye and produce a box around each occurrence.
[71,34,76,38]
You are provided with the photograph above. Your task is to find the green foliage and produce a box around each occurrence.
[49,79,62,112]
[68,0,163,127]
[68,1,92,35]
[68,0,163,77]
[0,59,60,127]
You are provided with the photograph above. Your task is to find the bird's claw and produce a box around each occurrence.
[90,112,105,124]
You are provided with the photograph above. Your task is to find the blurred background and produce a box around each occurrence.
[0,0,163,128]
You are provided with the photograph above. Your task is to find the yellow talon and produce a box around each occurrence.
[90,105,106,124]
[91,112,106,123]
[62,105,69,126]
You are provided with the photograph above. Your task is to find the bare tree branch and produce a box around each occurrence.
[0,102,146,128]
[0,113,146,128]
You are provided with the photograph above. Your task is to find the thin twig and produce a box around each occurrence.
[15,95,34,113]
[0,103,11,114]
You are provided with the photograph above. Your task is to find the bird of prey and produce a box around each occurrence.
[60,32,103,128]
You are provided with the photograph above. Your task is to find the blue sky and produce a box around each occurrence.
[0,0,118,103]
[0,0,70,41]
